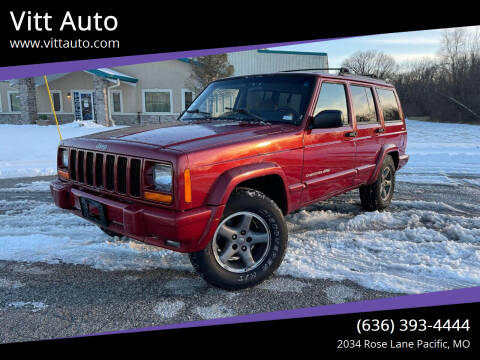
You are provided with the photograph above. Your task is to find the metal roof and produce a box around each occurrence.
[257,49,328,56]
[85,68,138,83]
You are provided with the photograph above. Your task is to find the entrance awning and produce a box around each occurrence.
[86,68,138,84]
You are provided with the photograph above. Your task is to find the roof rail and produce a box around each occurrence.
[281,67,387,82]
[281,67,351,74]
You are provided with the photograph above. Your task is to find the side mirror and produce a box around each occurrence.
[310,110,344,129]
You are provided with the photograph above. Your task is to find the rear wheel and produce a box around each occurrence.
[189,187,288,290]
[360,155,396,211]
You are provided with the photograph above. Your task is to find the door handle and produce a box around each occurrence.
[344,131,357,137]
[375,128,385,133]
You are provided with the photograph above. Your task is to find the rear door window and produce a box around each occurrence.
[376,88,401,122]
[350,85,378,124]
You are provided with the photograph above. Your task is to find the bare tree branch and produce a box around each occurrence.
[185,54,234,95]
[341,50,398,80]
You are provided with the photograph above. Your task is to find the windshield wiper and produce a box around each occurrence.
[224,107,269,123]
[186,109,211,116]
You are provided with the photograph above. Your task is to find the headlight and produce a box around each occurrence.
[153,164,172,193]
[61,149,69,168]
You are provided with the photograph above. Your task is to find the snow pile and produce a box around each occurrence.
[0,121,125,179]
[1,181,51,192]
[281,205,480,294]
[6,301,48,312]
[0,194,478,294]
[0,199,189,271]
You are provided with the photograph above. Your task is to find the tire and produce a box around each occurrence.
[99,227,122,238]
[189,187,288,290]
[360,155,396,211]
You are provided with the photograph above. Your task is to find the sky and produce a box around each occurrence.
[271,25,480,69]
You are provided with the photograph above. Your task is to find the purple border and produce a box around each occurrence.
[0,38,343,81]
[5,36,478,340]
[83,286,479,338]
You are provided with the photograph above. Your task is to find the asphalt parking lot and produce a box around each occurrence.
[1,175,479,343]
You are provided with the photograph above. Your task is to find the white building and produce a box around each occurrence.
[0,49,329,125]
[228,49,328,76]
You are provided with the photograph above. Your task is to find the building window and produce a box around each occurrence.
[8,91,21,112]
[51,91,63,112]
[111,90,122,113]
[182,89,194,111]
[143,89,172,113]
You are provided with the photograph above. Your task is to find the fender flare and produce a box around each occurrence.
[192,163,291,252]
[367,144,399,185]
[207,162,291,212]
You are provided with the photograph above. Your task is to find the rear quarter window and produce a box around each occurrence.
[376,88,401,122]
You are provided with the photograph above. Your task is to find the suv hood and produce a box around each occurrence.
[81,121,295,152]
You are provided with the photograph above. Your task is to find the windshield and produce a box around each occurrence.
[179,74,315,125]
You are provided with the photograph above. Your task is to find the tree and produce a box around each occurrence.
[341,50,397,80]
[185,54,234,95]
[439,27,467,79]
[393,59,439,116]
[393,27,480,124]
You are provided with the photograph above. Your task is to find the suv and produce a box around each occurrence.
[51,71,408,289]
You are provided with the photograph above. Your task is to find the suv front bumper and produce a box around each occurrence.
[50,180,224,253]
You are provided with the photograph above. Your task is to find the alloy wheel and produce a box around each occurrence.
[212,211,271,273]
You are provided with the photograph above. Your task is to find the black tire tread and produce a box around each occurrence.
[360,155,396,211]
[189,187,288,290]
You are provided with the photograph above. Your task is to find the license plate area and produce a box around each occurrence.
[79,197,109,227]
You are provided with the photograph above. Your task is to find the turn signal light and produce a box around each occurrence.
[184,169,192,203]
[58,169,70,179]
[144,191,172,204]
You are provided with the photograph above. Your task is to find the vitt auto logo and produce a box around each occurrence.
[9,11,119,32]
[95,144,108,151]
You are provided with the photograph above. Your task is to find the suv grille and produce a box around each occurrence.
[68,149,143,197]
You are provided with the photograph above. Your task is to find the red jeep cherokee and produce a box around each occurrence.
[51,71,408,289]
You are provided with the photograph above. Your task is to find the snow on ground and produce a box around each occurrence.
[0,198,190,271]
[397,119,480,185]
[0,194,478,294]
[0,121,125,179]
[0,119,479,294]
[1,119,477,183]
[281,205,480,294]
[6,301,49,312]
[1,181,52,192]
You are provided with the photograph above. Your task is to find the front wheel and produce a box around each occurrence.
[189,187,288,290]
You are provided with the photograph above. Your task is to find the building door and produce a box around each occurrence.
[73,91,95,121]
[80,92,94,120]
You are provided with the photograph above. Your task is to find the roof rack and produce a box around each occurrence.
[281,67,351,74]
[281,67,386,82]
